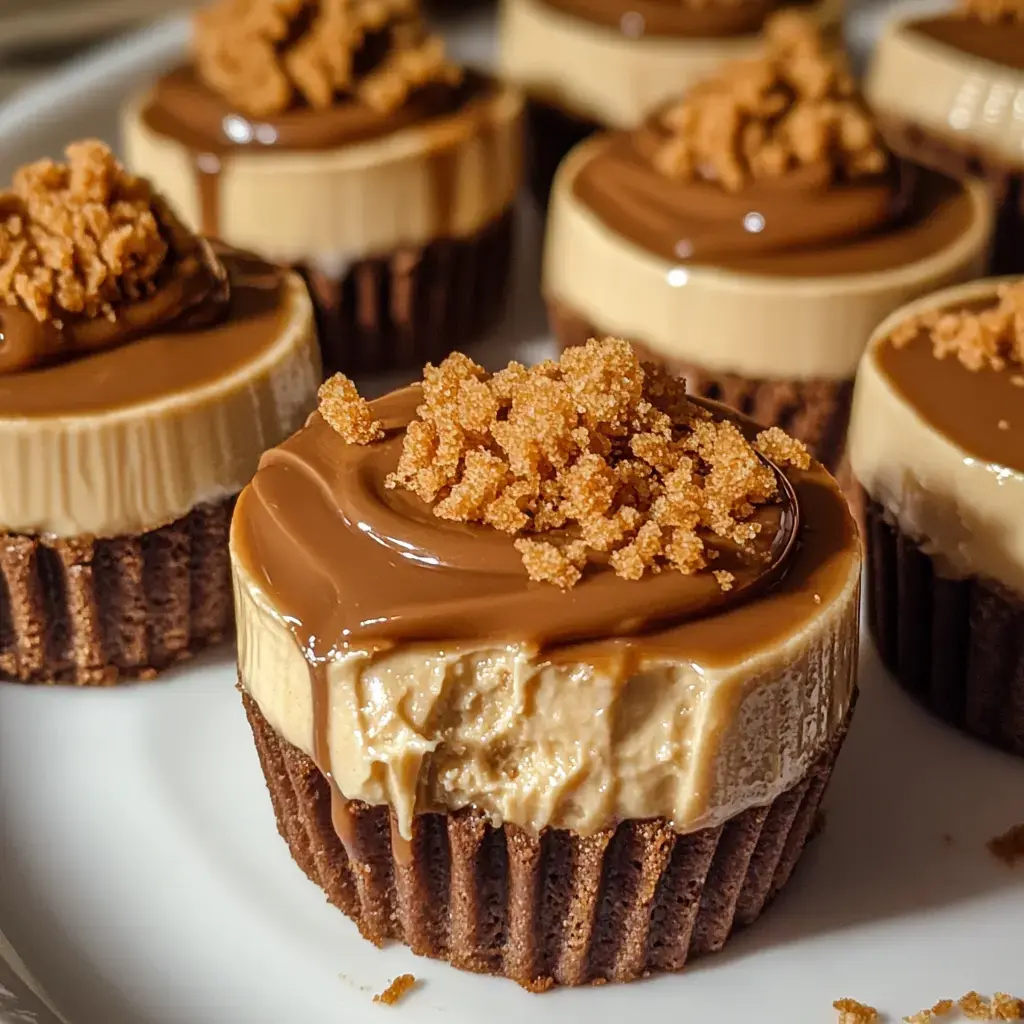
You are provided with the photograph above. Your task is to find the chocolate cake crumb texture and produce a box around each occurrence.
[653,13,886,191]
[987,823,1024,866]
[889,281,1024,372]
[833,997,879,1023]
[0,141,169,324]
[194,0,462,119]
[320,338,809,589]
[242,691,849,990]
[373,974,416,1005]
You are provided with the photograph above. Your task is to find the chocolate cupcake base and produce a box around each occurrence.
[877,114,1024,276]
[865,497,1024,756]
[549,300,853,472]
[0,498,235,686]
[243,690,851,989]
[525,100,601,210]
[302,209,514,377]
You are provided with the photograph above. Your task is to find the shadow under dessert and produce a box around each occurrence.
[124,0,524,375]
[0,141,319,685]
[865,0,1024,275]
[544,15,993,470]
[849,278,1024,756]
[231,338,860,988]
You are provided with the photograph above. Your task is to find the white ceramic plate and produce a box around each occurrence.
[1,11,1023,1024]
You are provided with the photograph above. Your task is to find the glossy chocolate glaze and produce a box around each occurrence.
[572,131,976,276]
[0,250,288,417]
[909,15,1024,72]
[876,315,1024,473]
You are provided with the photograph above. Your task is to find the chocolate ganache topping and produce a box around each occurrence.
[234,339,810,656]
[0,141,228,376]
[571,13,975,276]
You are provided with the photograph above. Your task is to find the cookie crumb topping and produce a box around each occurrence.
[0,141,171,324]
[318,373,384,444]
[194,0,462,119]
[889,281,1024,372]
[652,12,886,192]
[833,998,879,1023]
[320,338,809,590]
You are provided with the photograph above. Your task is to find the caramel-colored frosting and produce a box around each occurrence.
[0,250,320,537]
[849,278,1024,595]
[544,136,993,379]
[573,132,975,276]
[499,0,844,130]
[232,389,861,839]
[123,73,523,268]
[537,0,812,37]
[866,15,1024,171]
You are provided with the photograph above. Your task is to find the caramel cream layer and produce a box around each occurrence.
[231,390,861,840]
[499,0,843,128]
[122,76,523,273]
[543,136,992,380]
[865,17,1024,170]
[850,278,1024,597]
[0,253,320,539]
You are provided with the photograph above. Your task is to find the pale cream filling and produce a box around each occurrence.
[866,19,1024,169]
[849,278,1024,596]
[233,541,860,840]
[122,84,524,271]
[499,0,844,128]
[543,138,993,380]
[0,272,320,539]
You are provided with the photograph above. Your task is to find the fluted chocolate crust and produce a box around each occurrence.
[302,210,513,376]
[866,498,1024,756]
[0,498,234,686]
[549,300,853,471]
[877,114,1024,276]
[243,690,850,989]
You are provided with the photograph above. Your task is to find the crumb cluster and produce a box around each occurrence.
[987,822,1024,866]
[834,998,879,1023]
[194,0,462,119]
[652,12,887,191]
[890,281,1024,372]
[957,992,1024,1021]
[372,973,416,1006]
[958,0,1024,23]
[0,141,171,325]
[318,373,384,444]
[319,338,809,590]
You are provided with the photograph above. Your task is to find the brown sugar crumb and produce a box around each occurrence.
[0,140,171,325]
[372,974,416,1006]
[713,569,735,591]
[890,281,1024,372]
[374,338,802,589]
[987,823,1024,866]
[755,426,811,470]
[834,998,879,1023]
[652,12,887,191]
[194,0,462,119]
[959,992,1024,1021]
[318,373,384,444]
[905,999,955,1023]
[958,0,1024,24]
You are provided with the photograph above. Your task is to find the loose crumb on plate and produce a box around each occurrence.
[904,998,955,1023]
[834,998,879,1023]
[959,991,1024,1021]
[373,974,417,1006]
[987,824,1024,867]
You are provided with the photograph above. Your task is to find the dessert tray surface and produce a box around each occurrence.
[1,10,1023,1024]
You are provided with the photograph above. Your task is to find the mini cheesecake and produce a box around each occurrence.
[231,340,860,988]
[544,16,993,470]
[0,142,319,685]
[123,0,524,376]
[500,0,843,203]
[850,278,1024,756]
[865,0,1024,274]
